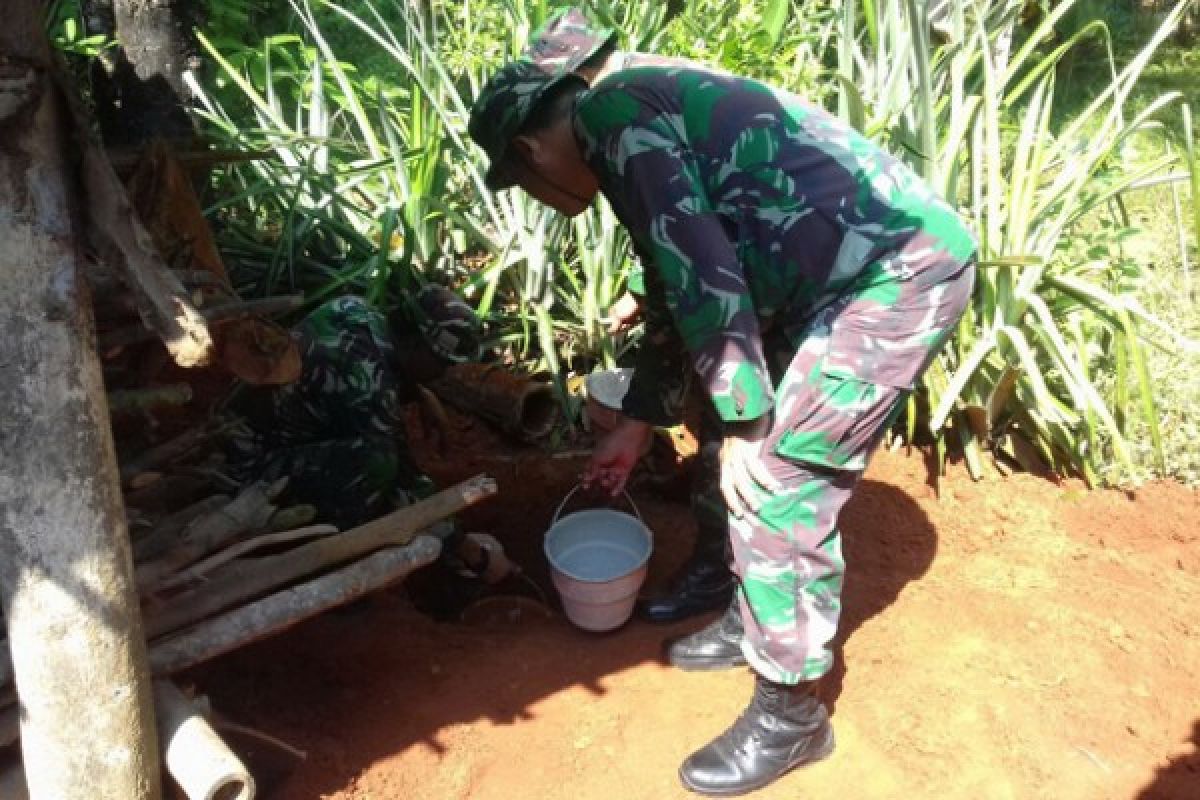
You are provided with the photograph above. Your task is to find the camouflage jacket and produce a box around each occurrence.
[229,296,414,449]
[572,65,976,426]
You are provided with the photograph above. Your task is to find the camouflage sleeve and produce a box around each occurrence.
[620,263,689,426]
[591,120,775,423]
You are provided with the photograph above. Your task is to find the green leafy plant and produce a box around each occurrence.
[835,0,1197,483]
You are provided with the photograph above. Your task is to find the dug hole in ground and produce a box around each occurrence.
[189,408,1200,800]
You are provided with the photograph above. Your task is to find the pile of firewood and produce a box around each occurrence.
[0,435,496,797]
[0,118,501,798]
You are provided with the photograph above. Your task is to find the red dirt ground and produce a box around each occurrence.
[190,414,1200,800]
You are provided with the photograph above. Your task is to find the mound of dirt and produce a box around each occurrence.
[188,417,1200,800]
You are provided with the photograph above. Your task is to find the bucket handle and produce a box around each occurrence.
[551,484,643,527]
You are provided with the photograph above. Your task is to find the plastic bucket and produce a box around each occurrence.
[544,487,653,632]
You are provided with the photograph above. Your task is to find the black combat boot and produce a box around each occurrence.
[665,600,747,671]
[679,677,835,796]
[639,554,735,623]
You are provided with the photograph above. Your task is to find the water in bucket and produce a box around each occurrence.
[544,497,653,632]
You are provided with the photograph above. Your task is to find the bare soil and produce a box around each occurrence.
[190,414,1200,800]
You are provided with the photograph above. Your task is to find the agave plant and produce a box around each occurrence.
[834,0,1196,483]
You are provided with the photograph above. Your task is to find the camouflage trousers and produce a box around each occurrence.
[227,431,435,531]
[731,252,975,685]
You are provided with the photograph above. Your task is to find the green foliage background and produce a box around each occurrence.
[55,0,1200,484]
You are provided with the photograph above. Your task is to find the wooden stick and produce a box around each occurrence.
[136,480,284,592]
[143,475,495,639]
[100,295,304,350]
[107,383,193,415]
[119,424,217,484]
[268,504,317,532]
[81,128,213,368]
[0,481,485,694]
[153,680,255,800]
[171,269,228,290]
[134,497,231,563]
[149,537,442,676]
[152,525,338,591]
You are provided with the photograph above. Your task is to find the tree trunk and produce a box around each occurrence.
[93,0,197,147]
[0,4,162,799]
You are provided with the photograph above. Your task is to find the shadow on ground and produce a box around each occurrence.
[188,455,937,798]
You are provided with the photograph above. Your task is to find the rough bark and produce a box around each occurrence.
[0,3,162,798]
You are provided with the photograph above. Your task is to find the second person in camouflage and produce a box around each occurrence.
[470,44,975,797]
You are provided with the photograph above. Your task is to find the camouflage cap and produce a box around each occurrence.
[468,59,576,190]
[412,285,482,363]
[526,7,617,76]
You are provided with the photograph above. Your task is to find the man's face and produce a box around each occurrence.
[509,120,599,217]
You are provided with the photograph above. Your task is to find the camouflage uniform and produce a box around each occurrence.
[471,62,976,684]
[527,12,731,572]
[226,289,479,531]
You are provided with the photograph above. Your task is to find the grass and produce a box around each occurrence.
[1058,34,1200,485]
[1106,180,1200,485]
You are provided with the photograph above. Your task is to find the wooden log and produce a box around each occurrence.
[428,363,560,441]
[128,470,164,491]
[154,680,255,800]
[0,483,483,695]
[136,480,284,591]
[268,504,317,532]
[80,123,213,368]
[119,423,225,485]
[0,21,162,798]
[100,295,305,351]
[171,270,229,290]
[143,475,495,639]
[107,383,193,415]
[133,495,231,563]
[149,537,442,676]
[152,525,338,592]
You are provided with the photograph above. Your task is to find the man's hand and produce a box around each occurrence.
[603,291,643,334]
[720,415,783,519]
[583,416,653,497]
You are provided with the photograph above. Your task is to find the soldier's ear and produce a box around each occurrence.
[511,134,541,168]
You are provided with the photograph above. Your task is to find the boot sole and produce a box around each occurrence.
[677,724,836,797]
[668,652,749,672]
